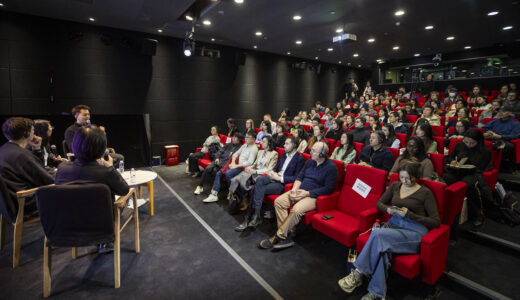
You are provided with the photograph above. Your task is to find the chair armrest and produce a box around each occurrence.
[511,139,520,164]
[358,207,379,233]
[444,181,468,226]
[196,147,202,152]
[16,186,45,199]
[114,188,137,207]
[16,184,54,223]
[316,192,339,212]
[420,225,450,285]
[482,169,498,191]
[284,183,294,192]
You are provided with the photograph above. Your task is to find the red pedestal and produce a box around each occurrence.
[165,145,179,166]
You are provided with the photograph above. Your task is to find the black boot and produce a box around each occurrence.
[248,211,263,228]
[235,216,250,232]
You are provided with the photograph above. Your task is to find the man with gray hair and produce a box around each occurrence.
[259,141,337,249]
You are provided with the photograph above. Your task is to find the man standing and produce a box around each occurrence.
[259,141,337,249]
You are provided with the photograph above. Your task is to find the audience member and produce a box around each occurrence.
[483,107,520,172]
[187,126,221,177]
[358,131,394,172]
[330,132,356,166]
[382,123,400,149]
[306,124,326,153]
[271,123,287,148]
[478,100,501,127]
[503,91,520,116]
[293,127,308,153]
[325,119,343,141]
[352,117,371,145]
[467,84,482,105]
[343,115,356,131]
[245,119,256,135]
[367,115,381,131]
[259,141,337,249]
[446,120,471,147]
[256,121,272,143]
[472,95,491,117]
[226,118,240,137]
[494,85,509,104]
[414,105,441,127]
[388,111,408,134]
[390,136,434,180]
[300,111,312,125]
[263,114,277,133]
[414,121,437,153]
[33,119,67,173]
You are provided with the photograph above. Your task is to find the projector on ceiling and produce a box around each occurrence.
[333,33,357,43]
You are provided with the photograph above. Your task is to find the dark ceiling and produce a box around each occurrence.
[1,0,519,67]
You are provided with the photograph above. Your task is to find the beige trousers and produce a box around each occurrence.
[274,191,316,239]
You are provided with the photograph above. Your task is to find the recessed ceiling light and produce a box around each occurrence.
[295,40,302,45]
[501,66,507,69]
[338,61,342,64]
[336,28,343,33]
[358,65,362,68]
[393,46,399,50]
[234,0,244,3]
[367,38,375,43]
[414,53,420,57]
[0,3,4,7]
[347,63,351,66]
[327,48,333,52]
[464,46,471,49]
[425,25,434,30]
[157,29,163,33]
[203,20,211,26]
[394,10,405,16]
[88,17,95,22]
[353,53,359,57]
[487,11,499,16]
[330,11,335,15]
[315,56,319,60]
[253,45,257,49]
[462,70,467,72]
[255,31,263,36]
[508,68,513,71]
[287,51,291,55]
[293,15,302,21]
[446,36,455,40]
[185,15,193,21]
[502,26,513,30]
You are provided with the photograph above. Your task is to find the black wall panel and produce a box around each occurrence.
[0,11,372,162]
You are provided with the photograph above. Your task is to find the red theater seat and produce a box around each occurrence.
[311,164,387,246]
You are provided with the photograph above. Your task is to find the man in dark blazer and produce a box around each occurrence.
[235,136,305,231]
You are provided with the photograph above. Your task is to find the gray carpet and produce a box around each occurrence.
[0,164,517,299]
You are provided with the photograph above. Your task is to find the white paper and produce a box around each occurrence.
[352,178,371,198]
[226,137,232,144]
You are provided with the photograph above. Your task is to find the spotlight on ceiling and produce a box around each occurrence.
[183,29,195,57]
[234,0,244,3]
[185,15,194,21]
[432,53,442,67]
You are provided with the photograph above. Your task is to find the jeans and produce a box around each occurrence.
[199,162,220,187]
[188,152,205,173]
[444,172,491,220]
[212,167,242,192]
[354,215,428,298]
[250,176,285,211]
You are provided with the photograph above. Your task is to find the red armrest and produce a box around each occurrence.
[444,181,468,226]
[511,139,520,164]
[420,225,450,285]
[358,207,380,233]
[284,183,294,192]
[483,169,498,191]
[316,192,339,212]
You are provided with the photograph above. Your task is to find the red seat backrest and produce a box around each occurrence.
[353,142,364,159]
[254,128,261,133]
[338,164,388,217]
[219,134,230,144]
[431,125,445,137]
[318,112,324,117]
[283,132,293,137]
[433,136,445,154]
[275,147,284,159]
[406,115,418,124]
[320,119,326,125]
[482,118,497,125]
[387,147,400,161]
[428,152,445,177]
[301,153,311,161]
[325,138,336,156]
[440,116,446,125]
[395,133,408,148]
[302,125,312,132]
[330,159,346,192]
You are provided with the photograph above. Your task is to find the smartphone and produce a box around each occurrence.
[322,215,334,220]
[103,149,110,160]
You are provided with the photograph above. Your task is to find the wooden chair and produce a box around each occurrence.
[0,175,52,268]
[36,184,140,297]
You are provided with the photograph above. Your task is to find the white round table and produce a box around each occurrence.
[122,170,158,216]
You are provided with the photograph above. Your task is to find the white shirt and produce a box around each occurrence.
[278,151,296,183]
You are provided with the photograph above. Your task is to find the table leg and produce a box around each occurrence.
[147,181,154,216]
[138,185,143,198]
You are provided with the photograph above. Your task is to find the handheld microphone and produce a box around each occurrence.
[50,145,58,156]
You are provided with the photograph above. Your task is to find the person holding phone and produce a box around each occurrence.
[258,141,337,249]
[338,162,439,300]
[0,117,54,218]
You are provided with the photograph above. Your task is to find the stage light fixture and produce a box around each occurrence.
[183,29,195,57]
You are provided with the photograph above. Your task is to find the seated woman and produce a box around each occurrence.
[446,120,470,148]
[446,107,473,132]
[381,123,400,149]
[300,111,312,125]
[472,95,491,117]
[293,127,308,153]
[443,129,492,227]
[446,99,467,120]
[338,162,440,300]
[55,126,129,198]
[278,107,290,122]
[325,119,343,141]
[244,119,256,136]
[255,121,272,143]
[367,115,381,132]
[330,132,356,166]
[430,100,445,116]
[414,105,441,128]
[390,136,434,180]
[33,119,67,174]
[414,121,438,153]
[271,123,287,149]
[305,124,326,154]
[343,115,356,131]
[389,98,399,111]
[227,136,278,212]
[378,107,389,124]
[187,125,221,177]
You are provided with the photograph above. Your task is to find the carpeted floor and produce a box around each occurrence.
[0,164,518,299]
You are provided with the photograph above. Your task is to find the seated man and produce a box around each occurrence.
[307,117,321,136]
[194,132,243,195]
[259,141,337,249]
[478,99,501,127]
[483,107,520,172]
[55,126,129,197]
[0,117,54,218]
[64,104,124,165]
[388,111,408,134]
[202,131,258,203]
[290,116,308,140]
[235,136,305,231]
[358,131,394,172]
[352,116,370,145]
[503,91,520,116]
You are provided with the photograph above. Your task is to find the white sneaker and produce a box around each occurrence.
[194,186,203,195]
[202,194,218,203]
[264,210,274,219]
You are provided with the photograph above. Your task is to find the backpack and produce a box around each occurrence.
[207,142,221,161]
[488,183,520,227]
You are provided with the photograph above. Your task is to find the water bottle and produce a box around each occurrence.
[130,168,136,183]
[118,160,124,174]
[372,219,381,231]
